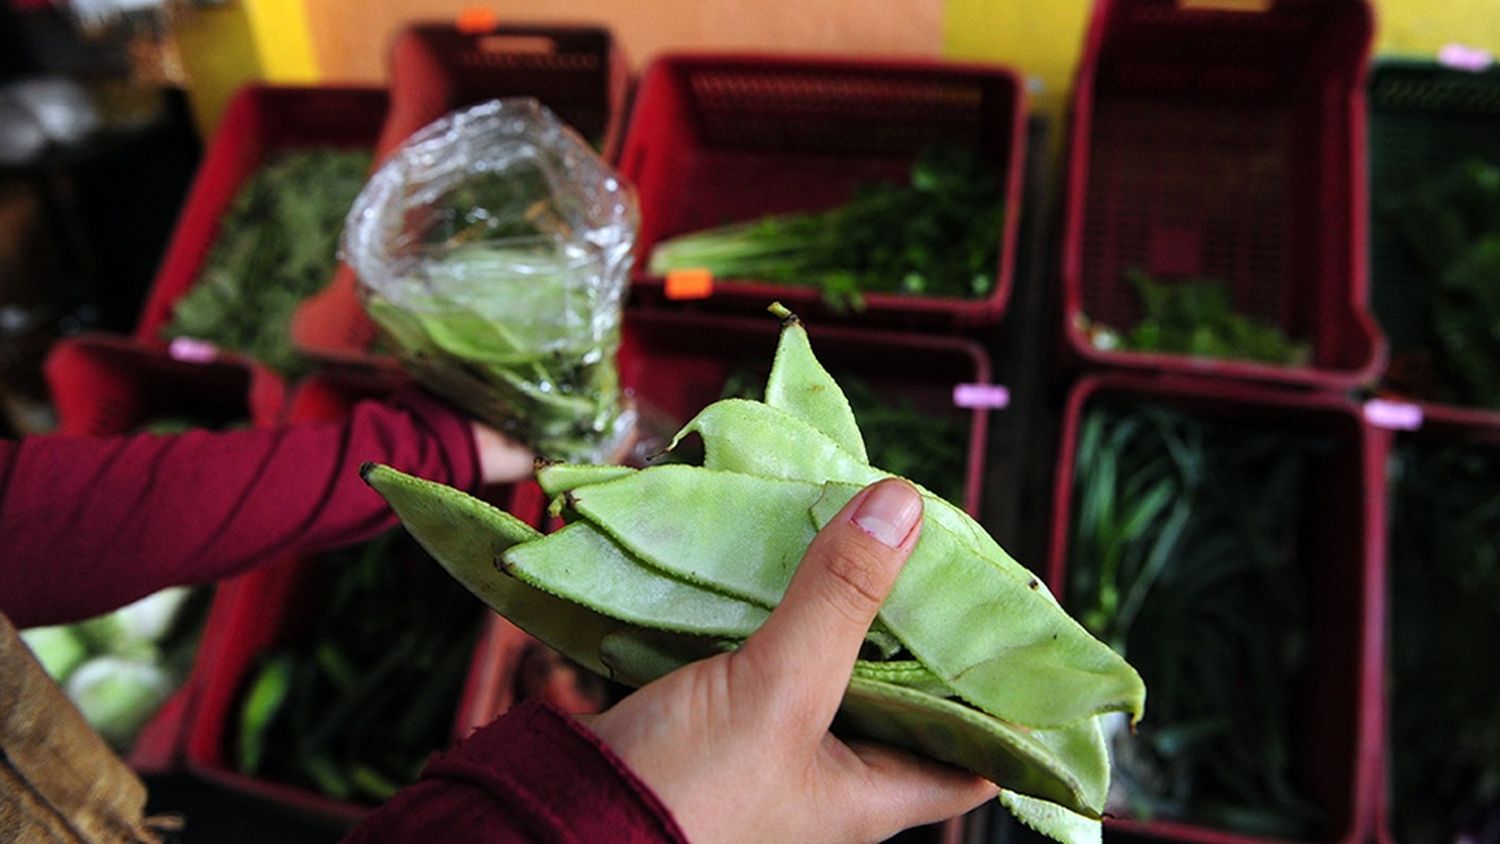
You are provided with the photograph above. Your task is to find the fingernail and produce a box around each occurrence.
[853,481,922,548]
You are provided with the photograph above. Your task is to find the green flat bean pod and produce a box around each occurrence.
[763,303,868,462]
[674,395,1062,606]
[502,521,772,638]
[361,305,1148,843]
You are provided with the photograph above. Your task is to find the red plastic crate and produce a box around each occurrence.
[181,374,549,825]
[290,23,627,373]
[1371,409,1500,844]
[134,85,388,353]
[1061,0,1384,389]
[40,333,285,774]
[45,334,286,437]
[618,308,991,516]
[617,53,1027,330]
[380,22,626,160]
[1046,372,1382,844]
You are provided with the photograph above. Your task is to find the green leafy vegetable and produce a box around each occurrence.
[1388,440,1500,841]
[1086,271,1309,366]
[21,585,205,752]
[1067,403,1327,837]
[1385,159,1500,408]
[647,146,1004,310]
[164,149,372,376]
[232,531,481,803]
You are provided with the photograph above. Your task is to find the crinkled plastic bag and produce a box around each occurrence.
[343,98,638,462]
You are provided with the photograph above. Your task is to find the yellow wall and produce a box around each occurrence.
[173,0,319,137]
[945,0,1500,124]
[175,0,1500,137]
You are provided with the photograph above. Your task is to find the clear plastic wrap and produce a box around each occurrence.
[343,98,638,462]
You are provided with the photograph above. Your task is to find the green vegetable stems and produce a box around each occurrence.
[647,146,1004,311]
[1067,402,1327,838]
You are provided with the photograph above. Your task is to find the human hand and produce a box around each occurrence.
[470,421,535,485]
[585,478,998,843]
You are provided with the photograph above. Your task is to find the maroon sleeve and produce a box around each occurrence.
[344,699,687,844]
[0,391,480,629]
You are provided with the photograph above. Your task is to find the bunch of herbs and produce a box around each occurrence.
[164,149,372,377]
[647,146,1004,311]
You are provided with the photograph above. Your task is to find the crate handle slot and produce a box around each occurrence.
[474,35,559,56]
[1177,0,1273,12]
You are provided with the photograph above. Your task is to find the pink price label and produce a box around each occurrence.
[1363,399,1423,431]
[1439,44,1494,72]
[168,337,219,363]
[953,383,1010,409]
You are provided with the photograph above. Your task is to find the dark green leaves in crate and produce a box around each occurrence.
[1067,404,1328,838]
[1389,441,1500,842]
[1385,159,1500,409]
[362,307,1145,844]
[164,149,372,377]
[1084,271,1309,367]
[233,531,481,803]
[646,146,1004,311]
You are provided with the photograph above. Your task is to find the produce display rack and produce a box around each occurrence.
[28,5,1500,842]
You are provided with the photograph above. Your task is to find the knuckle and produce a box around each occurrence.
[815,544,887,624]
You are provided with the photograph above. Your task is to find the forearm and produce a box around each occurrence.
[0,392,479,628]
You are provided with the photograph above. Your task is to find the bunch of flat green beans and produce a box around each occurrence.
[362,306,1145,844]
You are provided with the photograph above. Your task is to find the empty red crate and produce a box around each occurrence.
[134,84,387,374]
[618,308,991,516]
[181,374,548,825]
[1046,372,1381,844]
[40,333,285,774]
[1373,409,1500,843]
[617,53,1026,330]
[1061,0,1384,389]
[291,23,627,373]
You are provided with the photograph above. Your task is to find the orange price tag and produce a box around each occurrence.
[456,7,500,34]
[664,268,714,301]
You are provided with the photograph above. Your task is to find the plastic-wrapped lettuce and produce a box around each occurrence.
[343,99,638,462]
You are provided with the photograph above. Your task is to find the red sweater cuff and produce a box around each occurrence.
[344,699,687,843]
[385,388,482,494]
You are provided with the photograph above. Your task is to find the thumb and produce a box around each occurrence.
[735,478,923,731]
